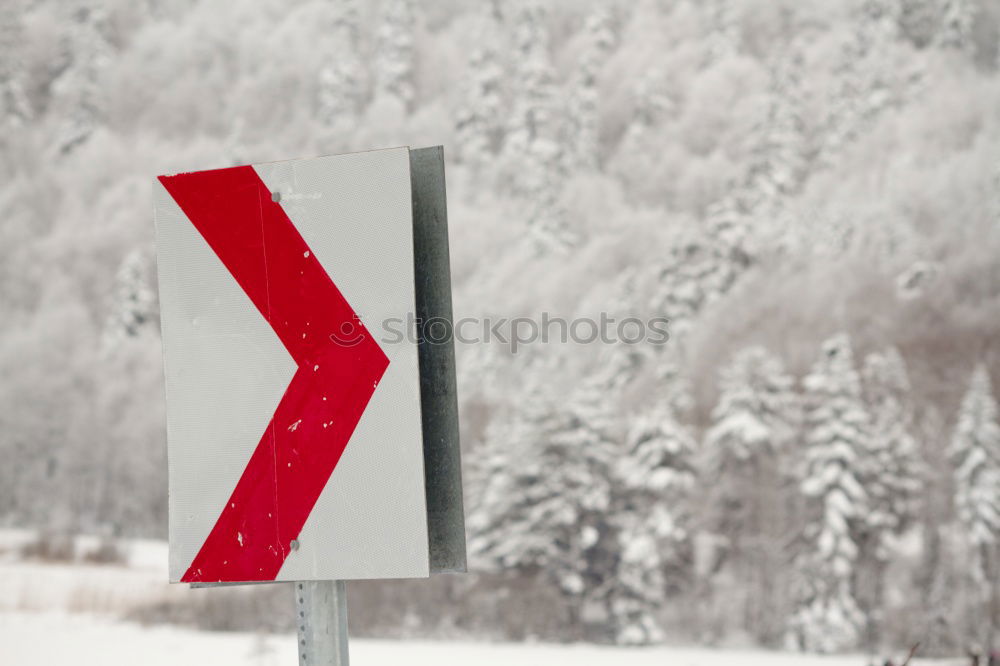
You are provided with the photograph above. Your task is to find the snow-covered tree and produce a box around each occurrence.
[821,0,922,165]
[454,11,504,176]
[471,345,642,643]
[705,345,795,497]
[950,365,1000,577]
[500,1,576,252]
[317,0,366,126]
[936,0,976,51]
[788,334,871,653]
[466,352,555,554]
[374,0,416,109]
[862,348,921,543]
[647,208,751,343]
[707,346,797,465]
[101,249,156,355]
[473,422,611,633]
[742,44,809,231]
[854,348,922,647]
[614,405,696,644]
[565,7,616,172]
[705,346,797,642]
[647,236,709,341]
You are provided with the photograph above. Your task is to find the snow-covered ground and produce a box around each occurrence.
[0,531,961,666]
[0,612,964,666]
[0,529,176,616]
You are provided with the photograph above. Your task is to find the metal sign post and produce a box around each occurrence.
[296,580,349,666]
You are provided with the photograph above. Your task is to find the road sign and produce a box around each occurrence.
[153,146,465,584]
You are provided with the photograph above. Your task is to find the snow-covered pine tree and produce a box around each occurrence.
[705,346,797,643]
[0,4,32,128]
[500,0,576,253]
[565,6,616,172]
[466,350,558,561]
[936,0,976,51]
[100,249,156,355]
[822,5,877,160]
[821,0,921,166]
[317,0,366,127]
[52,3,113,155]
[705,345,795,505]
[454,9,504,177]
[788,334,870,653]
[855,347,921,648]
[470,344,640,643]
[647,234,707,341]
[580,269,696,645]
[707,347,797,465]
[718,39,810,257]
[614,403,696,645]
[949,364,1000,579]
[374,0,416,110]
[660,185,755,324]
[861,348,921,543]
[647,207,750,344]
[741,42,809,231]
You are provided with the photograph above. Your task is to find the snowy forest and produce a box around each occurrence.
[1,0,1000,659]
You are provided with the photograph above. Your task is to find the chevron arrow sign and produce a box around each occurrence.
[152,147,464,584]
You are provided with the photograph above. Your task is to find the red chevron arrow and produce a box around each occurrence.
[159,166,389,582]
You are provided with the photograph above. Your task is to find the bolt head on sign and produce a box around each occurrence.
[153,147,462,583]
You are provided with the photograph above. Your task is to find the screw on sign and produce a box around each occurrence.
[152,147,466,665]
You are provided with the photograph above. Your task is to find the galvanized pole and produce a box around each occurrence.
[296,580,349,666]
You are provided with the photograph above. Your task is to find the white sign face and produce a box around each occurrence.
[154,147,429,583]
